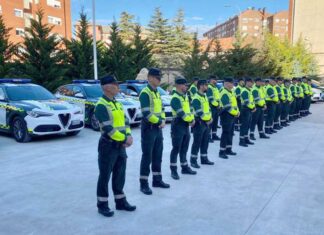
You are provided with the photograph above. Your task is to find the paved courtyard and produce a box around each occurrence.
[0,103,324,235]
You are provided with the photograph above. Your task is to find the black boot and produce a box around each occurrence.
[239,139,248,147]
[270,129,277,134]
[201,157,214,165]
[98,207,114,217]
[115,198,136,211]
[171,169,180,180]
[152,179,170,188]
[259,133,270,139]
[249,133,256,141]
[245,137,254,145]
[190,158,200,169]
[219,151,228,159]
[212,133,220,141]
[225,149,237,156]
[140,181,153,195]
[181,166,197,175]
[209,137,214,143]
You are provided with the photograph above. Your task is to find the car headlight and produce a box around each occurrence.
[27,110,54,118]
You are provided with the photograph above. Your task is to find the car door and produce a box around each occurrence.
[0,87,7,129]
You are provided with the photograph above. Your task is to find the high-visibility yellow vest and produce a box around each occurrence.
[171,92,194,122]
[280,84,287,102]
[192,93,212,121]
[252,85,266,107]
[240,87,255,109]
[220,88,239,116]
[140,86,165,124]
[208,84,220,107]
[96,97,131,142]
[265,85,279,102]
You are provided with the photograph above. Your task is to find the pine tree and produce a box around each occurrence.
[130,24,155,75]
[65,10,94,79]
[206,39,227,78]
[119,11,136,43]
[0,15,17,77]
[103,22,134,81]
[20,10,67,91]
[182,33,208,81]
[147,7,172,55]
[170,9,191,55]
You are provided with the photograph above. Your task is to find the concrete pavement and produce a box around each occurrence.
[0,103,323,235]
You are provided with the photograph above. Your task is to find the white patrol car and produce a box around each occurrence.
[0,79,84,142]
[55,80,142,131]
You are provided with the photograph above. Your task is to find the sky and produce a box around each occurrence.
[71,0,289,37]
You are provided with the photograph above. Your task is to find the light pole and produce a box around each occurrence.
[92,0,98,80]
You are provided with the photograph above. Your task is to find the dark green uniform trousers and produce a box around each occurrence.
[265,101,276,133]
[140,120,163,183]
[280,102,289,123]
[289,100,296,120]
[190,119,209,161]
[234,100,242,130]
[97,136,127,209]
[306,96,312,113]
[210,106,220,137]
[295,98,302,117]
[239,107,252,141]
[301,97,308,115]
[170,118,190,170]
[274,102,282,128]
[219,112,235,153]
[250,106,265,135]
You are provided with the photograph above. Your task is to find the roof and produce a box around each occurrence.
[199,37,234,52]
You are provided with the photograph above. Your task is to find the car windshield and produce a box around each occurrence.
[83,84,103,98]
[136,84,168,96]
[6,85,56,101]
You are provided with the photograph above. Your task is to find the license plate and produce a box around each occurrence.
[71,120,81,125]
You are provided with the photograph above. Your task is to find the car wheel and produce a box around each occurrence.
[90,113,100,131]
[66,131,81,136]
[12,116,31,143]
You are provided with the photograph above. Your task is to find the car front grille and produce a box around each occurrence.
[59,113,71,127]
[127,108,136,119]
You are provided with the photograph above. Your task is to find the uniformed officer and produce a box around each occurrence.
[273,77,283,130]
[207,75,221,142]
[250,78,269,140]
[265,77,279,134]
[283,79,293,124]
[139,68,169,195]
[95,75,136,217]
[219,77,239,159]
[239,78,256,147]
[301,76,310,116]
[289,78,298,121]
[170,76,197,180]
[279,78,289,127]
[190,79,214,168]
[188,77,199,101]
[295,78,304,118]
[234,78,245,131]
[306,78,314,115]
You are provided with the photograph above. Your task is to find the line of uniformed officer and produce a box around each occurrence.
[94,71,313,218]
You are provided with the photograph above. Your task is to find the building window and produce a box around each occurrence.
[242,25,248,31]
[0,5,2,14]
[34,0,40,3]
[275,18,280,23]
[48,16,62,25]
[254,33,258,37]
[16,28,25,36]
[14,9,23,18]
[254,26,259,30]
[275,33,279,37]
[47,0,61,8]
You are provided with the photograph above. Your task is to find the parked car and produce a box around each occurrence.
[0,79,84,142]
[311,88,322,103]
[119,80,173,121]
[55,80,142,131]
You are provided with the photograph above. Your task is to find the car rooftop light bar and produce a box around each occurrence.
[73,80,100,84]
[0,78,32,83]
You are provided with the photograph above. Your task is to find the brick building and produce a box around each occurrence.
[0,0,71,44]
[203,8,288,42]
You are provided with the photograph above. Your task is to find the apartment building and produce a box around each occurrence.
[0,0,71,44]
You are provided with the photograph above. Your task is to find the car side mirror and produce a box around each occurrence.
[74,93,84,98]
